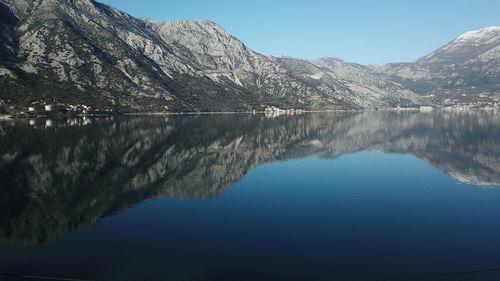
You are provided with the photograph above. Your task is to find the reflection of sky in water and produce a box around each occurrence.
[1,152,500,281]
[0,111,499,281]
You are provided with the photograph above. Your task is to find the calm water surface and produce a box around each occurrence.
[0,110,499,281]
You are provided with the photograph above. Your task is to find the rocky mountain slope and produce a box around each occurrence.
[271,56,424,108]
[376,26,500,105]
[0,0,498,111]
[0,0,351,112]
[0,110,499,244]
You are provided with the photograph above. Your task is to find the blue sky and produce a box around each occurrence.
[100,0,499,64]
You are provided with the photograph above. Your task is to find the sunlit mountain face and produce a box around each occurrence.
[1,0,498,112]
[0,110,499,246]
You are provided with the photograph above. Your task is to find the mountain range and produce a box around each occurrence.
[0,0,498,112]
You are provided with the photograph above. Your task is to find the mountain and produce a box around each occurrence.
[270,56,424,108]
[376,26,500,105]
[0,0,352,112]
[0,0,498,112]
[0,110,499,245]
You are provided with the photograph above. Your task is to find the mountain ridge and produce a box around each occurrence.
[374,25,500,105]
[0,0,353,113]
[0,0,498,112]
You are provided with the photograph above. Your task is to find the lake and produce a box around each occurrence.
[0,110,499,281]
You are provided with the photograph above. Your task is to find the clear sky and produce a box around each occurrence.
[99,0,499,65]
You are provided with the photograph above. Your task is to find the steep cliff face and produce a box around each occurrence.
[0,0,352,112]
[376,26,500,104]
[0,110,499,245]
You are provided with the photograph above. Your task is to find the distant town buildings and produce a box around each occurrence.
[264,106,304,118]
[419,106,434,112]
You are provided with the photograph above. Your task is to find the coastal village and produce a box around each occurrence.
[0,100,117,118]
[0,98,498,120]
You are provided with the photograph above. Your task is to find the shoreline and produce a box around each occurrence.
[1,109,357,119]
[125,109,356,116]
[1,106,498,120]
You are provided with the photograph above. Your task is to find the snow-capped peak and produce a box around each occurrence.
[455,26,500,42]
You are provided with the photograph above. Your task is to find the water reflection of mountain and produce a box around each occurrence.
[0,110,499,245]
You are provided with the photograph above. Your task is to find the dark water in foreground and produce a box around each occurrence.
[0,110,499,281]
